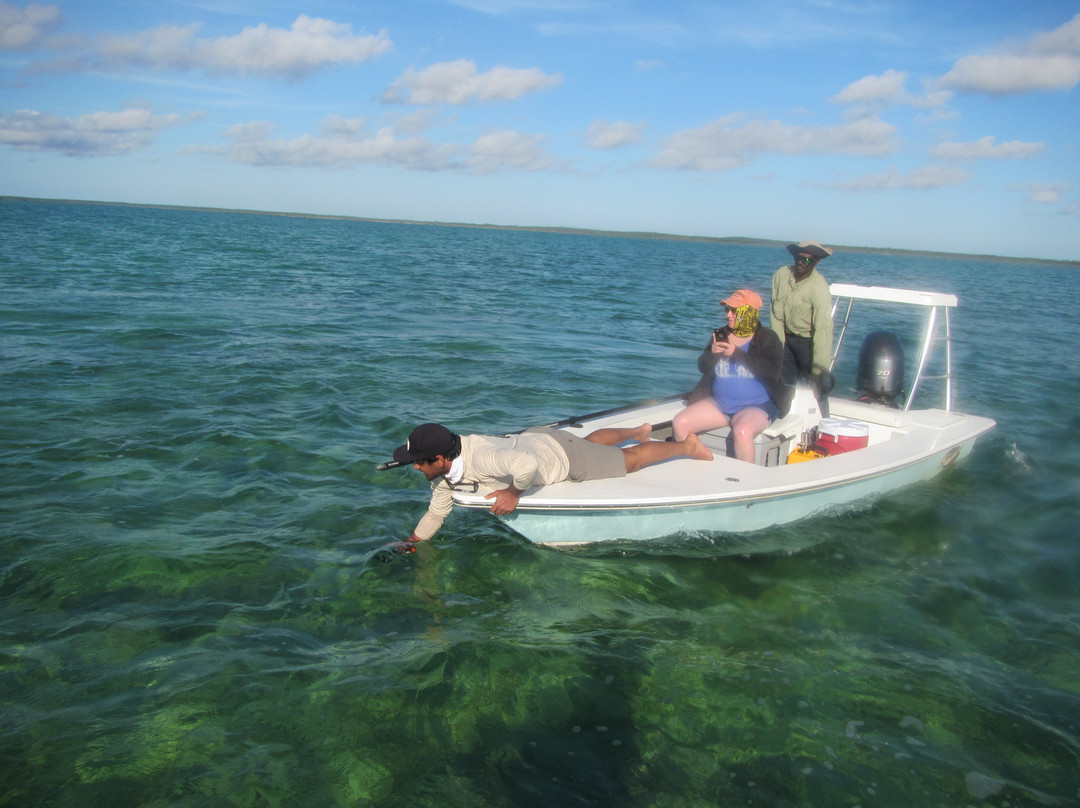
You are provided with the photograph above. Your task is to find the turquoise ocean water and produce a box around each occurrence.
[2,197,1079,806]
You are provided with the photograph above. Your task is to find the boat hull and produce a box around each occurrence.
[497,433,982,545]
[451,396,995,546]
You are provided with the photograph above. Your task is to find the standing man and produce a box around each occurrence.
[770,240,834,416]
[393,422,712,541]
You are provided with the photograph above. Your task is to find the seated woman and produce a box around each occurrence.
[673,289,793,463]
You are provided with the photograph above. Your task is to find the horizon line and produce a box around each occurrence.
[3,195,1076,267]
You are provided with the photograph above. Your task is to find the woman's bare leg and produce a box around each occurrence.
[729,408,771,463]
[672,398,729,441]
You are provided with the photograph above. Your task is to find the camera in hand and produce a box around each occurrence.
[713,325,731,341]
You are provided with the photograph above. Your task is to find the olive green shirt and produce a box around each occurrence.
[769,265,834,370]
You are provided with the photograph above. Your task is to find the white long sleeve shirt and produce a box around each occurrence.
[413,432,570,540]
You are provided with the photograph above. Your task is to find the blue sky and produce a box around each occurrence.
[1,1,1078,261]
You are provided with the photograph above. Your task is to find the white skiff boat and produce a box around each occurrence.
[450,283,996,546]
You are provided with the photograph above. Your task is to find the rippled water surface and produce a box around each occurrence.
[2,198,1079,807]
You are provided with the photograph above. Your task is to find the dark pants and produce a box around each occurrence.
[782,334,812,385]
[784,334,829,417]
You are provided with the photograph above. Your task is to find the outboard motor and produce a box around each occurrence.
[857,331,905,407]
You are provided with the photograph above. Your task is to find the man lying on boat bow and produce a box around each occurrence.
[393,422,712,541]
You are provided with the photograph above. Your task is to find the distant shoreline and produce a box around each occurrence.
[4,195,1076,267]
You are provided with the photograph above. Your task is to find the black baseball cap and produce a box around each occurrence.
[393,423,458,464]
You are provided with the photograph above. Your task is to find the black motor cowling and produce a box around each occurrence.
[857,331,905,406]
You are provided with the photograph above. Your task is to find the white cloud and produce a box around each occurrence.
[70,15,390,79]
[198,116,458,170]
[634,59,663,72]
[831,69,950,109]
[319,115,367,137]
[1011,181,1073,204]
[0,106,189,155]
[652,113,898,171]
[0,1,61,50]
[444,0,585,12]
[464,129,560,173]
[834,165,970,191]
[583,119,645,149]
[383,59,562,105]
[931,135,1043,160]
[384,107,447,135]
[941,54,1080,93]
[831,69,910,106]
[938,13,1080,93]
[196,117,560,174]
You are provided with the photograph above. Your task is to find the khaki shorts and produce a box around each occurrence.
[526,427,628,482]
